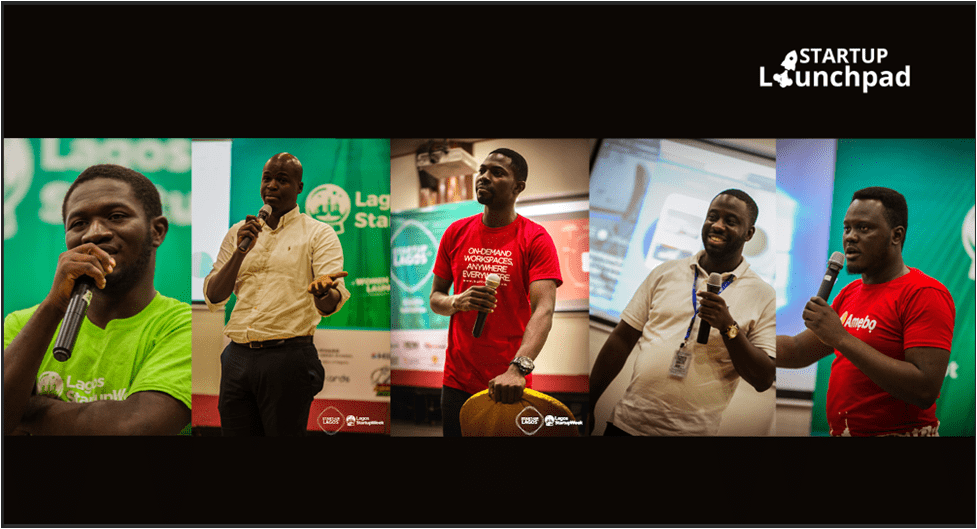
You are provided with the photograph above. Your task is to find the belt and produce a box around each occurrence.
[239,336,314,349]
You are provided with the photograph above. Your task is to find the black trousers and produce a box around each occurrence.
[440,385,473,437]
[218,340,325,436]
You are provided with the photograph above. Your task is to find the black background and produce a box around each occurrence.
[2,3,974,527]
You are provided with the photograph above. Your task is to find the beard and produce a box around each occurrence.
[702,230,743,262]
[100,231,154,297]
[704,242,740,262]
[476,189,494,206]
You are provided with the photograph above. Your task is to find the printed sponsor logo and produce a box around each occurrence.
[544,414,583,427]
[352,191,390,229]
[317,406,386,434]
[306,184,351,234]
[36,372,128,402]
[515,406,544,436]
[354,276,390,296]
[841,311,877,333]
[390,220,438,293]
[36,371,63,396]
[317,406,345,435]
[306,184,390,234]
[346,414,384,428]
[371,366,391,397]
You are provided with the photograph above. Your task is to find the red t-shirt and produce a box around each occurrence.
[827,268,955,436]
[433,214,563,395]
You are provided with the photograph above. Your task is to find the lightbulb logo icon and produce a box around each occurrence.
[306,183,351,235]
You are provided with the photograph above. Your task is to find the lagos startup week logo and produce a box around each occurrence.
[760,48,910,93]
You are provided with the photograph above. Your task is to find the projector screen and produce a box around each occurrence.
[589,139,777,324]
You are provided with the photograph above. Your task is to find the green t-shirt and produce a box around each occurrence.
[3,292,192,434]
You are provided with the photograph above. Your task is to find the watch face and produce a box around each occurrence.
[513,357,533,374]
[727,325,738,339]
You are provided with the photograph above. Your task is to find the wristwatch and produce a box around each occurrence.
[720,322,739,340]
[509,356,535,376]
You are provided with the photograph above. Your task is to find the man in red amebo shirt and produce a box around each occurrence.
[429,148,562,437]
[777,187,955,436]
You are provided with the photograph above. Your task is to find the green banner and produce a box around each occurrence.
[390,200,483,330]
[227,139,390,330]
[811,138,975,436]
[3,138,192,317]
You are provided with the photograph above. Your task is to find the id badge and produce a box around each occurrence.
[668,345,691,379]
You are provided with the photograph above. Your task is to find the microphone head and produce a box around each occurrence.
[707,272,722,287]
[827,251,845,271]
[257,204,273,219]
[485,273,501,288]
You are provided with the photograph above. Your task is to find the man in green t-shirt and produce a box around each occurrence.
[2,164,191,435]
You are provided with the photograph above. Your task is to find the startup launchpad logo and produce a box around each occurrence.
[760,48,910,93]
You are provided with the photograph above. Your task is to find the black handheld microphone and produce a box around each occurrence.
[472,273,501,338]
[238,204,273,252]
[816,251,845,300]
[697,272,722,344]
[52,276,96,362]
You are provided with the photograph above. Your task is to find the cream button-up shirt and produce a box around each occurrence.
[203,206,350,343]
[610,250,776,436]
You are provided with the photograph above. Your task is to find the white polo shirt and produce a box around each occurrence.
[610,251,776,436]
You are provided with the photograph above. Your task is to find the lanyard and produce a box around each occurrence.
[681,267,735,346]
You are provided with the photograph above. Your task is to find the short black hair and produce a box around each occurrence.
[489,148,528,182]
[62,164,163,222]
[851,186,908,245]
[714,189,759,227]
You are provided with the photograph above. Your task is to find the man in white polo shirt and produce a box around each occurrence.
[589,189,776,436]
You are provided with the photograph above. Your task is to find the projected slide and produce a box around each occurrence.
[589,139,777,323]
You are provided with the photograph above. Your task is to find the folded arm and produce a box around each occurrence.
[17,390,190,436]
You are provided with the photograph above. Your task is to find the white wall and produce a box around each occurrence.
[391,138,591,212]
[471,138,591,201]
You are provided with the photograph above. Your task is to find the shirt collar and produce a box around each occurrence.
[689,249,751,280]
[269,205,302,231]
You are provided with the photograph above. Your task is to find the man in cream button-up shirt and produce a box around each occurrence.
[589,189,776,436]
[204,152,350,436]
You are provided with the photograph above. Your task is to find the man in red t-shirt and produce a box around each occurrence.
[777,187,955,436]
[430,148,562,437]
